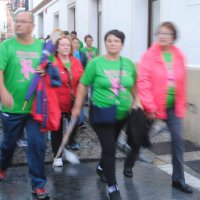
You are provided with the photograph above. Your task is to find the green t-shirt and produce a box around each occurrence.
[81,46,99,62]
[79,40,84,50]
[163,52,175,108]
[65,62,70,70]
[80,56,137,120]
[0,37,44,113]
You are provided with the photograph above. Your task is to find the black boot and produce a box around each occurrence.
[172,181,193,194]
[96,164,107,183]
[123,166,133,178]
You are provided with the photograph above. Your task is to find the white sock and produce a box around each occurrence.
[108,185,119,193]
[97,165,103,171]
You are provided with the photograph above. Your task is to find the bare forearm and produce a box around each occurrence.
[0,70,13,107]
[0,71,5,95]
[131,86,143,109]
[72,83,88,117]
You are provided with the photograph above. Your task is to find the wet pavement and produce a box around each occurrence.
[1,160,200,200]
[1,117,200,199]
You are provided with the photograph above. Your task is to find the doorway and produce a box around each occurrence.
[148,0,160,46]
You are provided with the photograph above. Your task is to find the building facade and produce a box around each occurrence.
[0,0,29,39]
[0,0,14,39]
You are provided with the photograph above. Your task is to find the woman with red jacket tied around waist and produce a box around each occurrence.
[51,35,83,167]
[137,22,193,194]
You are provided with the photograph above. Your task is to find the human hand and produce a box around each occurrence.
[145,112,156,120]
[0,88,14,108]
[132,101,143,110]
[35,66,46,76]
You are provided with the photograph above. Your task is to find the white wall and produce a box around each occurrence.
[0,1,8,35]
[100,0,134,58]
[76,0,148,62]
[99,0,148,62]
[151,0,160,42]
[32,0,148,61]
[76,0,95,46]
[160,0,200,66]
[33,0,68,38]
[32,0,42,8]
[132,0,149,62]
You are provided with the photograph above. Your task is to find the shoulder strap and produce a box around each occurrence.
[56,56,75,99]
[114,57,123,104]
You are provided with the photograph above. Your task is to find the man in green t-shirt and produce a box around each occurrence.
[81,34,99,63]
[0,12,49,199]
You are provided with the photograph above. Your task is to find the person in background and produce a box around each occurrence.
[81,34,99,105]
[72,38,87,68]
[72,30,141,200]
[63,30,71,39]
[81,34,99,63]
[0,11,49,199]
[137,22,193,194]
[71,31,84,50]
[72,37,87,129]
[50,35,83,167]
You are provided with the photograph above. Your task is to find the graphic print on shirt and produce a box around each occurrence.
[20,59,35,80]
[104,69,125,96]
[167,69,175,87]
[87,52,93,61]
[16,51,39,80]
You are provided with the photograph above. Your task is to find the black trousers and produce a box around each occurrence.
[51,113,78,158]
[92,119,127,186]
[124,108,152,168]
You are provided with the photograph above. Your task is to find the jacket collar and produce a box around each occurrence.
[149,42,178,63]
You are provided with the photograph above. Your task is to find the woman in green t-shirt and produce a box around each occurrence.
[72,30,142,200]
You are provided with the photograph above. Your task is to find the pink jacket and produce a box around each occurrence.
[137,43,187,119]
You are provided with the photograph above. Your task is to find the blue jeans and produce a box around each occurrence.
[79,108,85,124]
[0,113,47,189]
[165,108,185,182]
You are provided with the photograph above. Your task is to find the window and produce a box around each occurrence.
[54,12,59,28]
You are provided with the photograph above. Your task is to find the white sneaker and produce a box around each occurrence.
[16,139,28,147]
[53,158,63,167]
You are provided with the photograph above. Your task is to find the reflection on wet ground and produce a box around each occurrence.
[0,160,199,200]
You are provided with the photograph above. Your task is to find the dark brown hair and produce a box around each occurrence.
[104,29,125,44]
[84,34,93,42]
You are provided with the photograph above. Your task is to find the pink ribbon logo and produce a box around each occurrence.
[110,77,125,95]
[20,59,35,80]
[87,52,93,61]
